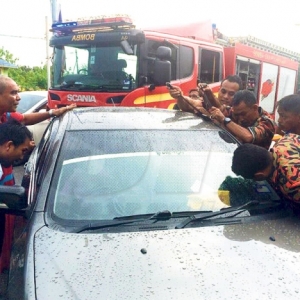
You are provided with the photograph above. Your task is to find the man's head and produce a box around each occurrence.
[0,75,21,115]
[276,94,300,134]
[231,90,259,127]
[232,143,273,181]
[218,75,243,106]
[0,119,32,166]
[189,88,201,100]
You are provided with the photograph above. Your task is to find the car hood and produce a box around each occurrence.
[33,217,300,299]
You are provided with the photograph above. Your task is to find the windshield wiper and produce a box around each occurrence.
[114,210,172,221]
[58,81,83,89]
[77,85,113,91]
[72,210,172,233]
[175,200,281,229]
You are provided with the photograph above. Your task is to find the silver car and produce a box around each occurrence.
[1,107,300,299]
[17,91,49,145]
[13,91,49,165]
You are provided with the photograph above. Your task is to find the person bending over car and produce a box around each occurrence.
[231,134,300,209]
[0,75,76,273]
[0,119,32,269]
[209,90,276,149]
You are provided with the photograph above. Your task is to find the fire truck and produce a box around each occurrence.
[217,35,300,118]
[48,15,299,116]
[48,16,224,109]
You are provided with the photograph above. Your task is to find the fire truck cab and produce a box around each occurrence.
[48,16,224,109]
[48,16,299,114]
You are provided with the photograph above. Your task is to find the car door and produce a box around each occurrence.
[6,120,55,299]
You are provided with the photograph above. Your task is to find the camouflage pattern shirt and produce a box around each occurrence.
[270,134,300,203]
[233,107,276,149]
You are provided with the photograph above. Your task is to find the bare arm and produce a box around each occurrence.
[198,84,222,109]
[221,121,254,143]
[22,104,76,125]
[169,86,205,113]
[210,107,254,143]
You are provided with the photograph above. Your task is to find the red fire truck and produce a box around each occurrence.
[219,35,299,118]
[48,16,224,109]
[48,15,299,115]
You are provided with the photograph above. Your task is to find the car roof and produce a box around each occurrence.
[64,107,218,131]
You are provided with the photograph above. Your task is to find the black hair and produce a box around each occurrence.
[231,143,272,179]
[0,118,32,146]
[221,75,243,90]
[277,94,300,114]
[189,88,199,94]
[231,89,257,107]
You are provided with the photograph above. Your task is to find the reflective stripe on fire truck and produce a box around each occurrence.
[133,93,174,105]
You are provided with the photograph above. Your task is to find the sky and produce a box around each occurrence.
[1,0,300,67]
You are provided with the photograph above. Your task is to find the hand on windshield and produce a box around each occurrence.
[52,104,77,117]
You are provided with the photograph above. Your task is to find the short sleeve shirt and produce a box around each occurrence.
[232,107,276,149]
[270,134,300,203]
[0,112,24,124]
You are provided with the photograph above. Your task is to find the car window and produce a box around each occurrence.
[48,129,279,222]
[17,93,47,113]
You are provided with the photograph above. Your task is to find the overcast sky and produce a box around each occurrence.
[1,0,300,66]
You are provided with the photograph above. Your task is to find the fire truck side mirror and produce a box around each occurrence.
[156,46,172,60]
[153,46,171,86]
[121,40,134,55]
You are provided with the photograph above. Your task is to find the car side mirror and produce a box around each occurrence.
[0,185,27,210]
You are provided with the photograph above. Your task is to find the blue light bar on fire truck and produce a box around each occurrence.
[52,21,78,29]
[51,15,134,33]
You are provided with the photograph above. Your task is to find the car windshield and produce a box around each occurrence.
[49,129,279,221]
[17,93,46,113]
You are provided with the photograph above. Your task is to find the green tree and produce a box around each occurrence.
[9,66,47,91]
[0,47,47,91]
[0,47,18,64]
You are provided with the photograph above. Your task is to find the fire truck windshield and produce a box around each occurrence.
[51,43,138,92]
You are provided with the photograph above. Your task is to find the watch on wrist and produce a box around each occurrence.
[48,109,54,116]
[223,117,232,126]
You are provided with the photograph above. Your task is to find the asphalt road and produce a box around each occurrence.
[0,164,25,299]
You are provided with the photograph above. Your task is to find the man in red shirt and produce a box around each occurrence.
[0,75,76,125]
[0,75,76,272]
